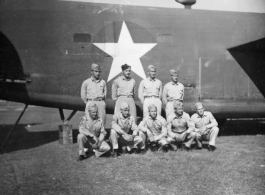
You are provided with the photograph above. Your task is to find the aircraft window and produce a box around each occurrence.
[156,34,172,43]
[73,33,91,43]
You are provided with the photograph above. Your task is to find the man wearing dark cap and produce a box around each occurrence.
[112,64,137,120]
[162,69,184,119]
[110,102,145,157]
[77,103,110,161]
[81,63,107,124]
[138,104,169,151]
[167,101,196,151]
[138,65,163,117]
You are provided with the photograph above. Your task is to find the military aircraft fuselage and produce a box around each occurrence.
[1,0,265,118]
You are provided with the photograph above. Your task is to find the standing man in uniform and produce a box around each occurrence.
[138,65,163,117]
[191,102,219,151]
[81,63,107,124]
[167,101,196,151]
[110,102,145,157]
[112,64,137,120]
[77,103,110,161]
[138,104,169,151]
[162,69,184,119]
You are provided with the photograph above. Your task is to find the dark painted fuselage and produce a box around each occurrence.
[0,0,265,118]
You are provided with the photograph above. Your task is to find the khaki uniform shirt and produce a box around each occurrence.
[79,115,106,138]
[139,115,167,137]
[112,113,138,135]
[162,81,184,104]
[191,111,218,133]
[112,76,135,101]
[80,77,107,103]
[138,77,162,101]
[167,112,194,134]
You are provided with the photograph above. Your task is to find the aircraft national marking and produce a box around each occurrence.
[93,22,157,82]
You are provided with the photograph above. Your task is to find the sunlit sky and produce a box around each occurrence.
[62,0,265,13]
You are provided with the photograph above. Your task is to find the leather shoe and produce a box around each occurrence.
[182,144,190,151]
[208,145,216,152]
[77,155,85,162]
[169,143,178,151]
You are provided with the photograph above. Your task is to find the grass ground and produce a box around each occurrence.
[0,106,265,195]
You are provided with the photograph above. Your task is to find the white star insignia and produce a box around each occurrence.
[93,21,157,82]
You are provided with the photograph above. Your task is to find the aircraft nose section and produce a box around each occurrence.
[0,31,30,101]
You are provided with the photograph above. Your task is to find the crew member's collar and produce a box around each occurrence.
[121,75,131,81]
[91,76,101,83]
[119,112,131,120]
[171,81,179,85]
[148,76,156,81]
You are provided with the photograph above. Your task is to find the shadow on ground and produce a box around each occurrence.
[0,123,58,153]
[219,120,265,136]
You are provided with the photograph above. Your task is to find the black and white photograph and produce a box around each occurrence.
[0,0,265,194]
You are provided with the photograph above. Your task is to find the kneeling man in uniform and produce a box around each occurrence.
[110,102,145,157]
[138,104,169,151]
[191,102,219,152]
[167,101,196,151]
[77,103,110,161]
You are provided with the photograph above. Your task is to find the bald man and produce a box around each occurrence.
[112,64,137,120]
[191,102,219,152]
[110,102,145,157]
[167,101,196,151]
[162,69,184,119]
[138,104,169,151]
[138,65,163,117]
[81,63,107,125]
[77,103,110,161]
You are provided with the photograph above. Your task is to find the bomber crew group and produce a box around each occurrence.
[78,63,219,161]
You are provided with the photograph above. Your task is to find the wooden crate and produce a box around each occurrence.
[58,124,73,144]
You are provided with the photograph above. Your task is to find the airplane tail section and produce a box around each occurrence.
[228,38,265,97]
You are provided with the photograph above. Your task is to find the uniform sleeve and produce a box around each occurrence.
[80,81,87,103]
[161,117,168,136]
[79,118,94,137]
[111,114,125,135]
[112,79,118,101]
[158,80,163,99]
[138,80,144,103]
[103,80,107,99]
[162,84,168,105]
[138,118,149,132]
[130,116,139,136]
[180,84,184,101]
[191,114,199,131]
[167,116,175,138]
[208,112,218,128]
[133,79,136,98]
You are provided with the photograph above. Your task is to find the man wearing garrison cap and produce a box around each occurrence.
[138,104,169,151]
[167,101,196,151]
[81,63,107,125]
[112,64,137,120]
[162,69,184,119]
[77,103,110,161]
[138,65,163,117]
[110,102,145,157]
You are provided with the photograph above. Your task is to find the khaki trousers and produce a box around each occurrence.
[77,133,110,157]
[109,129,145,151]
[141,131,168,146]
[85,101,106,125]
[196,126,219,146]
[143,98,162,117]
[167,132,196,148]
